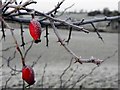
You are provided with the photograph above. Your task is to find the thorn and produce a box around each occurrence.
[74,58,82,64]
[20,43,25,46]
[94,59,103,66]
[99,36,104,43]
[51,14,55,17]
[80,18,84,23]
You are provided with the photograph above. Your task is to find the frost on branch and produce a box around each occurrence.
[0,0,119,88]
[0,0,109,65]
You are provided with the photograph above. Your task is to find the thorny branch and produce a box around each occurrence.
[1,0,113,67]
[45,25,49,47]
[0,0,119,88]
[1,0,119,45]
[68,50,118,88]
[50,20,103,65]
[1,21,6,41]
[20,23,25,50]
[91,22,104,43]
[54,50,118,88]
[1,18,25,66]
[66,27,73,44]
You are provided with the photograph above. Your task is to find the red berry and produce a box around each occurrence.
[22,66,35,85]
[29,19,41,43]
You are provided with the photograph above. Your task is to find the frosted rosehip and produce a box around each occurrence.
[29,19,41,43]
[22,66,35,85]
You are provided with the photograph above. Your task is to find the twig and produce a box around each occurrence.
[60,58,73,88]
[57,3,75,17]
[1,40,33,52]
[31,55,41,68]
[50,0,65,15]
[91,22,104,43]
[20,23,25,50]
[1,21,6,41]
[63,65,79,87]
[1,55,21,72]
[4,75,12,89]
[24,41,33,59]
[41,63,47,88]
[40,0,65,21]
[45,25,49,47]
[7,57,22,72]
[65,27,72,44]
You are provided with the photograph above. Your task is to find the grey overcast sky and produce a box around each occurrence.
[2,0,120,12]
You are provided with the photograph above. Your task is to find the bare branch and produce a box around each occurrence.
[35,11,89,33]
[20,23,25,49]
[1,21,6,41]
[73,16,120,25]
[31,55,41,68]
[44,25,49,47]
[47,0,65,15]
[91,22,104,43]
[67,50,118,88]
[50,20,103,65]
[63,65,79,87]
[40,0,65,21]
[60,58,73,88]
[65,27,72,44]
[1,40,33,52]
[1,55,22,72]
[57,3,75,17]
[4,75,12,89]
[41,63,47,88]
[1,18,25,66]
[24,41,33,59]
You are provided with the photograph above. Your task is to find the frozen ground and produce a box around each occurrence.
[0,28,118,88]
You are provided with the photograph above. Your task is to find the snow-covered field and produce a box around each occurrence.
[1,28,118,89]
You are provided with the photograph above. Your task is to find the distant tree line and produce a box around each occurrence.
[88,8,120,16]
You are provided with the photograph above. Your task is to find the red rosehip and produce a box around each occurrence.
[29,19,41,43]
[22,66,35,85]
